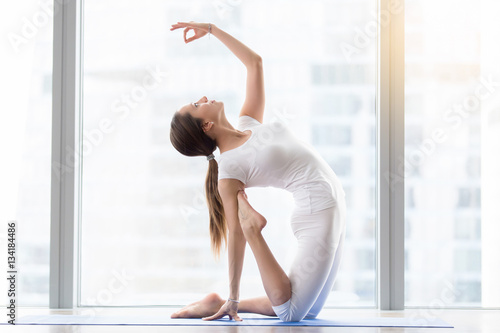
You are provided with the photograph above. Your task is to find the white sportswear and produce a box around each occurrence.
[218,116,347,322]
[218,116,345,214]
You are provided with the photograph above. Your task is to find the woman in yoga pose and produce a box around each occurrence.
[169,22,346,322]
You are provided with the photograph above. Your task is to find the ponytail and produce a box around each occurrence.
[205,159,227,257]
[170,111,227,258]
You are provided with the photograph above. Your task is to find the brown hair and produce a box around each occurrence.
[170,111,227,257]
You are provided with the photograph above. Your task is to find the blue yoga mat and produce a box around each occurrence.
[12,315,453,328]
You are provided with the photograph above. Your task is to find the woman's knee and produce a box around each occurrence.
[279,311,308,322]
[272,299,309,322]
[304,312,318,320]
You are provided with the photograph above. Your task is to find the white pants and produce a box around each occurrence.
[272,194,346,322]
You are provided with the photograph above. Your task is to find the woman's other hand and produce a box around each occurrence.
[170,21,211,44]
[202,299,242,321]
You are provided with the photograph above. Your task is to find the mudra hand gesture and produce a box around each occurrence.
[170,21,211,43]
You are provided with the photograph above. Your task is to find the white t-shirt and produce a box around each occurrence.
[218,116,345,214]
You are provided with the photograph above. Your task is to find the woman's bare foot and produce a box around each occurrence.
[171,293,224,319]
[237,191,267,236]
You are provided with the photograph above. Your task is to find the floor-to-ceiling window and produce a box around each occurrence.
[404,0,500,307]
[0,0,53,306]
[80,0,378,307]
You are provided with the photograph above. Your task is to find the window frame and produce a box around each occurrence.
[377,0,405,310]
[49,0,82,308]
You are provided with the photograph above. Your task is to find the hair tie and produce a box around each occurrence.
[207,154,215,161]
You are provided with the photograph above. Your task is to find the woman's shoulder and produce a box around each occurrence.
[237,115,262,131]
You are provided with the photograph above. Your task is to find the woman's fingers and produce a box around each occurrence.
[170,23,189,32]
[184,28,195,43]
[202,310,224,321]
[183,27,190,42]
[202,308,242,321]
[184,28,207,43]
[185,35,201,43]
[170,23,186,31]
[170,21,197,31]
[184,28,200,43]
[171,21,209,43]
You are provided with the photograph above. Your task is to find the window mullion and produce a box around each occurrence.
[49,0,82,309]
[377,0,405,310]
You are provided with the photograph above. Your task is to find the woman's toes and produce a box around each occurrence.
[170,309,186,318]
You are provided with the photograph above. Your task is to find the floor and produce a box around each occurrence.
[1,307,499,332]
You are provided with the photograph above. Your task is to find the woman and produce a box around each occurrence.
[169,22,346,322]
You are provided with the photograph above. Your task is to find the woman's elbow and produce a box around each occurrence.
[254,55,263,67]
[248,54,262,69]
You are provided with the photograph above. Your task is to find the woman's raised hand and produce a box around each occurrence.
[170,21,211,44]
[202,299,242,322]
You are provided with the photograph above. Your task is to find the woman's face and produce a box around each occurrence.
[178,96,224,123]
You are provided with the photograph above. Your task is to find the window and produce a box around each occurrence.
[405,0,500,307]
[0,0,53,306]
[80,0,377,307]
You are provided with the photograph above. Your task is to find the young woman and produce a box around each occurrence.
[169,22,346,322]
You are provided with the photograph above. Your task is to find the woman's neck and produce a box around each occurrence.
[215,125,251,154]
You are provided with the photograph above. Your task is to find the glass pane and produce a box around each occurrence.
[0,1,52,307]
[405,0,500,307]
[81,0,377,307]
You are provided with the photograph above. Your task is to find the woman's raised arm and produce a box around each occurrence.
[170,22,265,123]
